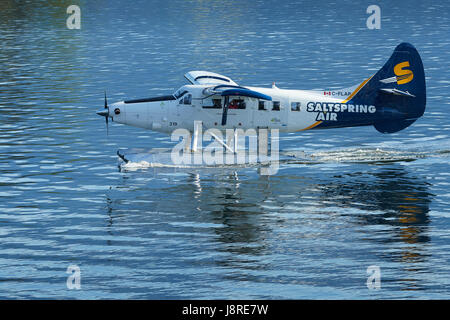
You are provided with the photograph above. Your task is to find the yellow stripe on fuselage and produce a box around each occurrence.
[298,76,372,131]
[341,76,372,103]
[299,121,323,131]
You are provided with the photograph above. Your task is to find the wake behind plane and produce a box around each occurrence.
[97,42,426,154]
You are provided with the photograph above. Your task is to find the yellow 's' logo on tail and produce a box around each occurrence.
[394,61,414,85]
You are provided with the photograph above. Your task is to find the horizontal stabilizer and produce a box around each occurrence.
[379,88,416,97]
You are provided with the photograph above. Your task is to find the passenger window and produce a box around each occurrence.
[213,99,222,108]
[272,101,280,111]
[291,102,301,111]
[203,98,222,109]
[258,101,266,110]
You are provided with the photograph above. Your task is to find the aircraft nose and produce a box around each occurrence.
[96,109,109,117]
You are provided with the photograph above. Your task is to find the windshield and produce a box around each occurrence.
[173,88,188,99]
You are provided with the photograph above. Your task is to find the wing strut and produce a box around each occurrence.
[221,96,230,126]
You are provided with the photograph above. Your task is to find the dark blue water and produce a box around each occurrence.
[1,0,449,299]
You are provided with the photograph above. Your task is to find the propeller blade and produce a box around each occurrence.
[221,96,229,126]
[105,115,109,136]
[97,90,109,136]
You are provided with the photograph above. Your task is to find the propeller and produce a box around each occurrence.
[221,95,229,126]
[96,91,110,135]
[104,91,109,135]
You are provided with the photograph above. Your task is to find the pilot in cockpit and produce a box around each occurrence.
[229,99,238,109]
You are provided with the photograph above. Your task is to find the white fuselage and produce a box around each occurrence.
[107,83,370,134]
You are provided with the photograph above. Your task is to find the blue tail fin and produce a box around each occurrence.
[351,42,426,133]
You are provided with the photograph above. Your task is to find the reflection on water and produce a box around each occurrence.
[319,167,431,244]
[100,163,436,297]
[316,166,433,288]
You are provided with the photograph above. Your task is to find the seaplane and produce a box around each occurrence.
[96,42,426,165]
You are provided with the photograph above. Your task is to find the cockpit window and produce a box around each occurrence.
[183,94,192,105]
[174,89,188,99]
[228,99,245,109]
[179,93,192,105]
[203,98,222,109]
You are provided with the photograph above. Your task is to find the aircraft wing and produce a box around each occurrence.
[184,71,238,86]
[220,88,272,100]
[202,84,272,101]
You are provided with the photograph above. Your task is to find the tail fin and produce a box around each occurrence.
[351,42,426,133]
